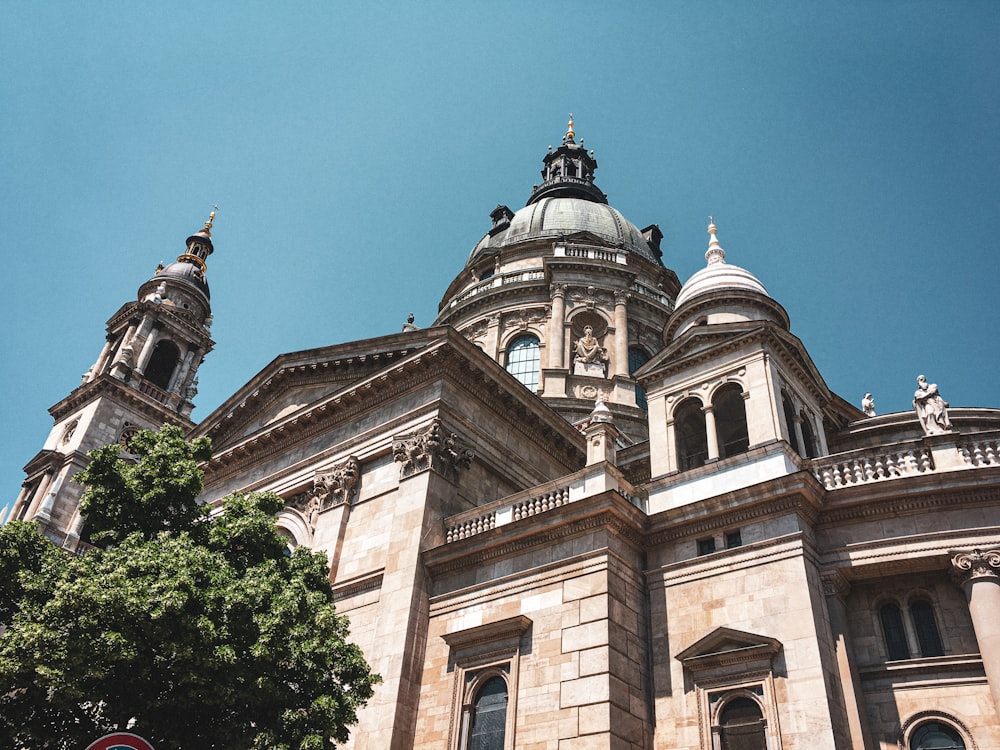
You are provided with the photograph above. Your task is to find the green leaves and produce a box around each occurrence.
[1,427,378,749]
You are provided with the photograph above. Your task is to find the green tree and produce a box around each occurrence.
[0,427,378,749]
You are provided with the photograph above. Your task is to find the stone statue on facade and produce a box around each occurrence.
[402,313,418,332]
[913,375,953,435]
[862,392,876,417]
[185,376,199,401]
[572,325,608,377]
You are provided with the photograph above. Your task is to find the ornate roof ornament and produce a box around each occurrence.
[705,217,726,265]
[393,417,475,480]
[565,113,575,144]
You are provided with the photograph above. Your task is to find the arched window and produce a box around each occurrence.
[713,384,750,459]
[719,696,766,750]
[800,411,819,458]
[675,398,708,471]
[628,346,650,410]
[781,391,801,454]
[880,602,911,660]
[145,339,180,390]
[467,676,508,750]
[505,335,540,391]
[910,721,965,750]
[910,600,944,657]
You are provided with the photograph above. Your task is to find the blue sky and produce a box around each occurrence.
[2,1,998,506]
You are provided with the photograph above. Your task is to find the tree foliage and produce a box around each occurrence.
[0,427,378,749]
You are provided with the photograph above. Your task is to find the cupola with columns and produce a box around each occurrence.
[434,118,681,443]
[9,211,220,549]
[638,220,860,512]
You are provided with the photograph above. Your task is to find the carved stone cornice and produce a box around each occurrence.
[951,548,1000,585]
[393,417,474,480]
[47,373,193,427]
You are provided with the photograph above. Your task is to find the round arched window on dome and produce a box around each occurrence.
[910,721,965,750]
[145,339,181,391]
[506,335,540,391]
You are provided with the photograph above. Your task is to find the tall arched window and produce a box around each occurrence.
[675,398,708,471]
[145,339,180,390]
[719,696,766,750]
[467,676,508,750]
[910,721,965,750]
[628,346,650,410]
[713,384,749,459]
[910,600,944,657]
[505,335,540,391]
[879,602,910,660]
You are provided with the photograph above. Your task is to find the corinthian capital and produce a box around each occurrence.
[614,289,630,305]
[951,548,1000,584]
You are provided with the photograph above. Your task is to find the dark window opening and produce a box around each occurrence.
[911,600,944,657]
[468,676,507,750]
[720,696,766,750]
[880,603,911,660]
[698,538,716,556]
[725,530,743,549]
[145,339,180,390]
[714,384,750,458]
[675,398,708,471]
[628,347,650,410]
[910,722,965,750]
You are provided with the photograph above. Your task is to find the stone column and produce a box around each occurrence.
[664,419,677,473]
[33,469,65,524]
[952,548,1000,716]
[703,405,720,461]
[549,284,566,369]
[793,414,807,456]
[822,571,874,750]
[613,290,629,377]
[168,344,199,394]
[90,334,115,380]
[133,320,162,377]
[24,470,55,521]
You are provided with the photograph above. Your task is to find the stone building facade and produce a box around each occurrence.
[11,122,1000,750]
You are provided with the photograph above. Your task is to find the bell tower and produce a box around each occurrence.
[9,211,220,550]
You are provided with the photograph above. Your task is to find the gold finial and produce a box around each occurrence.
[565,113,575,143]
[203,204,218,235]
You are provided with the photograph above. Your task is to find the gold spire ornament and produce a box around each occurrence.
[565,114,575,143]
[203,204,218,236]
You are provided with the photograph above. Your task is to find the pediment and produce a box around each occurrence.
[192,329,446,451]
[676,627,781,671]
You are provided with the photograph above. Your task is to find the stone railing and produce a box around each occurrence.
[959,436,1000,467]
[812,443,934,490]
[450,268,545,308]
[553,243,627,265]
[138,379,170,405]
[630,281,673,309]
[444,464,636,543]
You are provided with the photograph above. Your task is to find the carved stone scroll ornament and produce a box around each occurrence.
[951,548,1000,584]
[393,417,475,480]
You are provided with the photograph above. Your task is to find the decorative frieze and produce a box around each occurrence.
[393,417,474,480]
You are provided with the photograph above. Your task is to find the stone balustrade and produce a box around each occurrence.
[553,243,627,265]
[630,281,673,309]
[450,268,545,308]
[444,463,635,543]
[813,432,1000,490]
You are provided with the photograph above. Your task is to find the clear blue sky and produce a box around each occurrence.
[2,1,998,506]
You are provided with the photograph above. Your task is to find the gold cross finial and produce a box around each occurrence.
[204,204,218,235]
[566,114,575,142]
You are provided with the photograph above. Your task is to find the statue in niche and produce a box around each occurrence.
[572,325,608,377]
[913,375,953,435]
[862,392,876,417]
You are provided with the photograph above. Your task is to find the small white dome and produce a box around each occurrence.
[674,221,769,308]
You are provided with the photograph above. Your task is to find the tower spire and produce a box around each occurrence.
[177,205,218,273]
[526,116,607,205]
[705,217,726,265]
